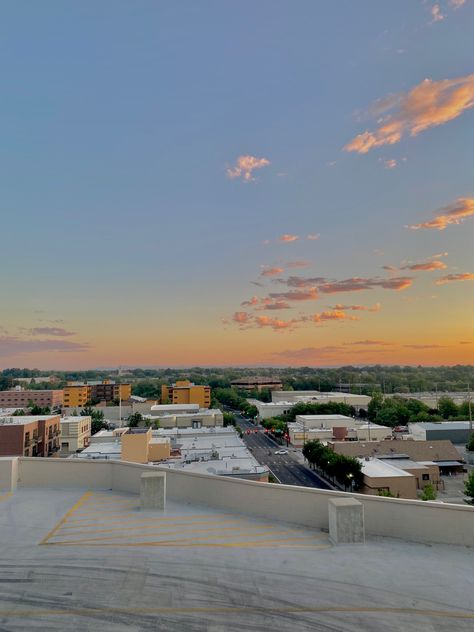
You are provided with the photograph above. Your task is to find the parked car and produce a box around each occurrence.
[274,449,288,455]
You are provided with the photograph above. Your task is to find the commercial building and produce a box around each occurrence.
[0,415,60,457]
[231,377,283,392]
[161,380,210,408]
[329,439,464,474]
[288,415,392,446]
[63,380,131,406]
[0,389,64,410]
[391,391,470,408]
[271,391,371,410]
[408,421,473,444]
[59,416,91,455]
[148,404,223,428]
[358,456,441,500]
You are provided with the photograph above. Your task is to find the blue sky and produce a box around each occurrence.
[0,1,473,368]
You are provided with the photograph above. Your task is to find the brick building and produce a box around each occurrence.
[0,415,61,457]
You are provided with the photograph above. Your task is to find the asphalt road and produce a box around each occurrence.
[236,415,332,490]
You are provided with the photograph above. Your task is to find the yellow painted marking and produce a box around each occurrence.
[0,492,12,501]
[45,529,317,546]
[39,491,93,545]
[48,523,325,543]
[0,605,470,619]
[65,513,241,525]
[44,536,327,548]
[56,519,271,536]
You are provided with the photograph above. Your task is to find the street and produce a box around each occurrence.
[236,414,333,490]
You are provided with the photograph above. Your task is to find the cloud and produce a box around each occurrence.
[330,303,382,312]
[307,233,320,240]
[459,340,472,344]
[241,296,259,307]
[449,0,465,8]
[271,346,344,360]
[435,272,474,284]
[250,281,264,287]
[344,340,393,346]
[256,300,291,311]
[407,197,474,230]
[344,73,474,153]
[403,344,443,349]
[306,310,358,323]
[382,265,398,272]
[261,266,284,277]
[0,336,89,357]
[279,234,299,242]
[278,275,413,293]
[286,260,311,269]
[226,155,270,182]
[401,260,447,271]
[430,4,445,22]
[255,316,298,331]
[28,327,76,337]
[268,288,319,302]
[232,312,251,325]
[380,158,398,169]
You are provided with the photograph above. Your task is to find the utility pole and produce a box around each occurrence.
[468,382,473,438]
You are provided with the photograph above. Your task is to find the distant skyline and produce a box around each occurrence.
[1,1,473,369]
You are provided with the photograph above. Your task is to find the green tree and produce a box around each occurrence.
[128,412,143,428]
[81,406,107,434]
[421,484,437,501]
[223,412,236,427]
[466,435,474,452]
[367,392,383,421]
[438,396,459,419]
[464,471,474,504]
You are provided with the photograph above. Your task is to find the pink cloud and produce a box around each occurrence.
[330,303,382,312]
[430,4,445,23]
[255,316,298,331]
[268,288,319,302]
[286,260,311,269]
[436,273,474,284]
[279,275,412,293]
[227,155,270,182]
[261,266,284,277]
[402,260,447,271]
[307,233,320,240]
[345,74,474,153]
[407,197,474,230]
[241,296,259,307]
[232,311,251,325]
[306,310,358,323]
[279,234,299,242]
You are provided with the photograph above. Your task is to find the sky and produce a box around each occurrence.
[0,0,473,369]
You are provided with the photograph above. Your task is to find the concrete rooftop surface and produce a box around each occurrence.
[0,488,473,631]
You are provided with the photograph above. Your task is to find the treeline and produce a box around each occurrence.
[368,394,472,427]
[302,440,363,490]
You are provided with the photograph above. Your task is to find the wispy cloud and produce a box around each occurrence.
[344,340,393,346]
[226,155,270,182]
[276,275,413,293]
[29,327,76,337]
[255,316,298,331]
[0,336,89,357]
[344,74,474,153]
[430,4,445,23]
[305,310,358,323]
[256,300,291,311]
[307,233,320,240]
[279,234,299,242]
[407,197,474,230]
[380,158,398,169]
[401,260,447,271]
[404,344,443,349]
[271,346,343,360]
[449,0,465,8]
[268,288,319,302]
[286,260,311,269]
[260,266,284,277]
[330,303,382,312]
[232,312,252,325]
[241,296,259,307]
[435,272,474,284]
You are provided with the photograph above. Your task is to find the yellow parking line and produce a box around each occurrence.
[65,513,241,525]
[56,518,262,535]
[46,529,315,546]
[39,491,93,545]
[44,537,329,548]
[0,492,12,501]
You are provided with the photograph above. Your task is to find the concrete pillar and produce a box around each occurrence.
[0,458,18,493]
[328,497,364,544]
[140,471,166,510]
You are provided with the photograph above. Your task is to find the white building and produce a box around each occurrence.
[288,415,392,447]
[60,416,91,455]
[148,404,223,429]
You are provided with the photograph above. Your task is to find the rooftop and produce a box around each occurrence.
[358,457,413,478]
[330,439,463,463]
[409,421,473,430]
[0,475,472,630]
[0,415,59,426]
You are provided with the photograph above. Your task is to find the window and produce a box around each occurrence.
[422,474,430,481]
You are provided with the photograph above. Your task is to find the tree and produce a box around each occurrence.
[223,412,236,427]
[438,396,458,419]
[464,471,474,505]
[367,392,383,421]
[81,406,107,434]
[421,484,437,501]
[128,412,143,428]
[466,435,474,452]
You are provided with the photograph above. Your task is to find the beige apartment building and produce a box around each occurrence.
[60,416,91,455]
[161,381,211,408]
[121,428,171,464]
[0,389,64,410]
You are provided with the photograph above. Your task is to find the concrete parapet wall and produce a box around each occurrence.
[3,457,473,547]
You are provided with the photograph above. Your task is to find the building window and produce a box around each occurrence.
[422,474,430,481]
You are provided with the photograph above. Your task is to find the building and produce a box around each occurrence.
[271,390,371,410]
[121,428,171,464]
[358,456,441,499]
[59,416,91,455]
[0,389,64,410]
[408,421,473,444]
[0,415,60,457]
[161,380,210,408]
[391,391,470,408]
[231,377,283,392]
[328,439,464,474]
[148,404,223,428]
[64,380,132,406]
[288,415,392,446]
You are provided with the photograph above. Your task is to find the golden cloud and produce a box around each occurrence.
[345,74,474,153]
[408,197,474,230]
[261,266,284,277]
[307,310,358,323]
[279,234,299,242]
[227,155,270,181]
[402,260,447,271]
[330,303,382,312]
[436,273,474,284]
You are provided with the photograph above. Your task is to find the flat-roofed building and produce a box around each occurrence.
[408,421,473,444]
[271,391,370,410]
[288,418,392,446]
[231,377,282,392]
[161,380,210,408]
[149,405,223,428]
[0,415,60,457]
[358,457,418,499]
[0,389,64,410]
[59,416,91,455]
[64,380,131,406]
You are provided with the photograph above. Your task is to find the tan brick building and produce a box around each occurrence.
[0,390,64,410]
[0,415,61,457]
